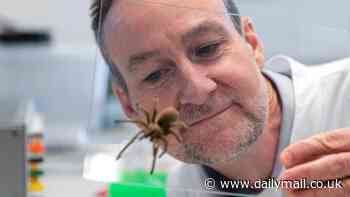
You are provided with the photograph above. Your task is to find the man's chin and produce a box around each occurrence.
[182,144,246,165]
[174,102,267,165]
[178,123,264,165]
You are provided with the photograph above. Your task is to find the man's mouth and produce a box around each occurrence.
[187,102,236,127]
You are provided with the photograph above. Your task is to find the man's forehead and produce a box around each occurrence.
[116,0,226,11]
[104,0,229,43]
[103,0,230,68]
[107,0,227,24]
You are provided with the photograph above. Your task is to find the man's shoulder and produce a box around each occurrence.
[294,57,350,95]
[265,55,350,78]
[265,55,350,95]
[306,57,350,79]
[289,56,350,141]
[296,57,350,97]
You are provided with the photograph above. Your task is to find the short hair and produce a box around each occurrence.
[90,0,242,92]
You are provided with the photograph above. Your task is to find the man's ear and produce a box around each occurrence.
[111,83,137,119]
[241,16,265,68]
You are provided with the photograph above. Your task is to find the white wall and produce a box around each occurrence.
[237,0,350,64]
[1,0,95,47]
[1,0,97,146]
[0,46,96,146]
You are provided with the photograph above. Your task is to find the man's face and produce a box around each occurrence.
[104,0,268,165]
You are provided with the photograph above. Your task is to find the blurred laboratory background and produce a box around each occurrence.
[0,0,349,197]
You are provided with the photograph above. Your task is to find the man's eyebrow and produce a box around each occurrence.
[182,20,228,44]
[127,21,226,72]
[128,50,161,72]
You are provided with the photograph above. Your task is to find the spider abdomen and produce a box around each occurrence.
[156,107,179,128]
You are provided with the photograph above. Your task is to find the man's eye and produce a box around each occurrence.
[144,70,163,83]
[194,42,221,58]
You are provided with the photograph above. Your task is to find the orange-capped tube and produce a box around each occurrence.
[27,143,45,153]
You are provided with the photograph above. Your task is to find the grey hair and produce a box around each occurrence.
[90,0,242,92]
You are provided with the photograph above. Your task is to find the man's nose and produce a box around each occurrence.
[179,64,217,105]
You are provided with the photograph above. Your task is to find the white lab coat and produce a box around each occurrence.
[166,55,350,197]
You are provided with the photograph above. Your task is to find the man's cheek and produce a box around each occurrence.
[165,142,188,161]
[211,63,259,92]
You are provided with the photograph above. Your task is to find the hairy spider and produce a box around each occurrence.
[115,104,187,174]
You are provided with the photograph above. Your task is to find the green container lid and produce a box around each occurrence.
[29,170,44,177]
[109,170,167,197]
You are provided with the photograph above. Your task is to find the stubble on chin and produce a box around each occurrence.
[180,85,268,165]
[182,108,266,165]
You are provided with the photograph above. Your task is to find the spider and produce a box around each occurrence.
[115,103,187,174]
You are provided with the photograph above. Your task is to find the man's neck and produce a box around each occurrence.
[208,76,282,182]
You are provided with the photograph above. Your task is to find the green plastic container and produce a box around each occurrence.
[109,170,167,197]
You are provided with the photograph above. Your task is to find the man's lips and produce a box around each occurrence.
[186,102,236,127]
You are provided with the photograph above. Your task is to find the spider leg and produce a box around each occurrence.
[151,97,159,122]
[150,143,159,174]
[136,103,151,124]
[151,107,157,123]
[168,129,182,143]
[114,119,148,128]
[170,121,188,131]
[158,136,168,158]
[139,131,154,141]
[116,131,143,160]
